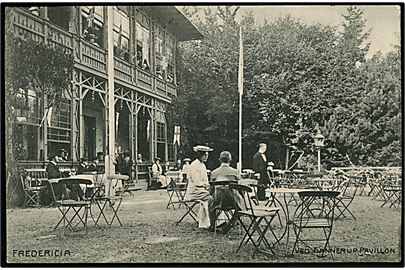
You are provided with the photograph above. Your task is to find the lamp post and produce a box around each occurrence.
[314,130,325,172]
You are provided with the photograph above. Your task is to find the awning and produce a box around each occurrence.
[141,6,203,41]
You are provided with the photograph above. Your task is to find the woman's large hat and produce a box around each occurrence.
[193,145,213,152]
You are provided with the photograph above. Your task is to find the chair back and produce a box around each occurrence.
[166,171,182,190]
[242,169,255,179]
[228,183,254,215]
[339,177,358,198]
[294,191,340,227]
[238,179,258,204]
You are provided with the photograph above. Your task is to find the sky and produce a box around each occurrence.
[188,5,401,58]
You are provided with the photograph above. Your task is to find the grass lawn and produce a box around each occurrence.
[6,182,402,264]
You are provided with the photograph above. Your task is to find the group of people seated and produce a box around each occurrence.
[181,146,241,234]
[147,157,191,190]
[180,143,278,234]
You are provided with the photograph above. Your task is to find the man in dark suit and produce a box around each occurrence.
[46,151,83,202]
[43,152,65,204]
[252,143,269,201]
[87,156,100,172]
[119,150,133,180]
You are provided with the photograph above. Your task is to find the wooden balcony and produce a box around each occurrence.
[11,8,177,101]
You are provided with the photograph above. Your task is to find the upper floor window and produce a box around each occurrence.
[166,35,175,84]
[81,6,104,48]
[136,10,150,72]
[48,6,70,31]
[15,88,43,125]
[14,88,43,161]
[113,7,130,62]
[154,25,165,80]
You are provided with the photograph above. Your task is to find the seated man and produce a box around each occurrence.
[76,158,88,175]
[87,156,101,173]
[208,151,241,233]
[43,151,84,204]
[119,151,133,179]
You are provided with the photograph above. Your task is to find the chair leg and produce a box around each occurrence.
[93,200,110,227]
[291,225,302,256]
[253,216,276,257]
[54,206,71,231]
[236,216,257,253]
[109,198,123,227]
[176,202,199,225]
[85,206,89,235]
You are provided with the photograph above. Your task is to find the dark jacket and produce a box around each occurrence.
[252,152,269,183]
[46,162,62,179]
[119,159,133,180]
[76,163,87,175]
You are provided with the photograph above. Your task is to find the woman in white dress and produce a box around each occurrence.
[151,157,167,188]
[184,145,213,229]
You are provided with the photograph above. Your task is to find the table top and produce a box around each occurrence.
[267,188,314,193]
[46,174,98,184]
[166,171,181,177]
[306,178,340,182]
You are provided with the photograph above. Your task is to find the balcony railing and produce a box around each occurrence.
[12,8,177,101]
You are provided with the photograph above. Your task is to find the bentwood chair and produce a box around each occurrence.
[229,183,279,258]
[291,191,340,258]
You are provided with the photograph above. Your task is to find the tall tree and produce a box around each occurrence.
[170,6,241,168]
[5,7,74,206]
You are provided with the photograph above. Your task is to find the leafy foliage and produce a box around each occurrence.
[5,8,74,206]
[173,6,401,169]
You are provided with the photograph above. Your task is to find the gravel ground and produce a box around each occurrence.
[6,184,402,264]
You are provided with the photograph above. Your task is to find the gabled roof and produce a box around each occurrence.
[142,6,203,41]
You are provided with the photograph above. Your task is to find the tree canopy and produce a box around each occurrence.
[171,6,401,170]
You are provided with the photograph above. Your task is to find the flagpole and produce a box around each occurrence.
[238,26,243,174]
[106,6,115,175]
[238,81,242,174]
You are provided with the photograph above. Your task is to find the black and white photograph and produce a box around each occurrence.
[2,2,403,266]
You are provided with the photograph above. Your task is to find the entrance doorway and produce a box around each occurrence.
[137,107,151,161]
[84,115,96,159]
[116,102,130,154]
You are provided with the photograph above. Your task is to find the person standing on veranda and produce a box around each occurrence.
[184,145,213,229]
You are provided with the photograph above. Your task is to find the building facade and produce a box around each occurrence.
[10,6,202,165]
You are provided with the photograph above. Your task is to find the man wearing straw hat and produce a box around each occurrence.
[184,145,213,229]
